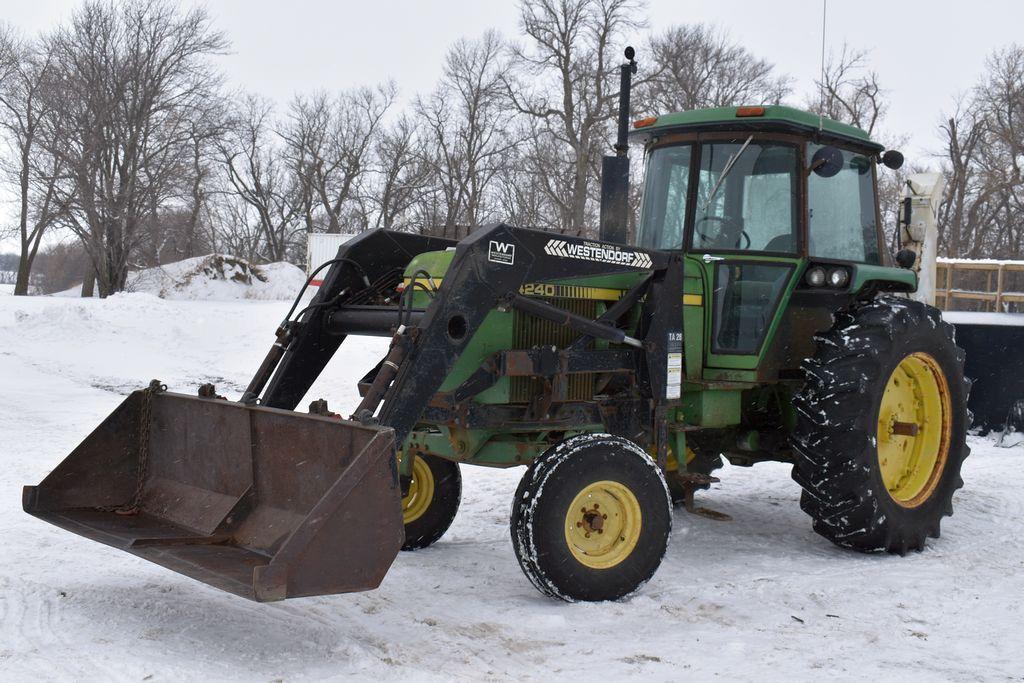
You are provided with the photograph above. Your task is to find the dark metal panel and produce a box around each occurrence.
[951,320,1024,431]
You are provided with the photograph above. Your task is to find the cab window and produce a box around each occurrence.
[691,140,798,254]
[807,144,880,263]
[636,144,692,250]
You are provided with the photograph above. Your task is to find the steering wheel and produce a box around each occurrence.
[695,215,750,250]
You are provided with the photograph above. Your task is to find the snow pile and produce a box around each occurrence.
[56,254,308,301]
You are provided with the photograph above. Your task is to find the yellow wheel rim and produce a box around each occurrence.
[876,352,952,508]
[402,455,434,524]
[661,446,696,472]
[563,480,642,570]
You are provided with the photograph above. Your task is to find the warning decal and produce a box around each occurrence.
[666,331,683,400]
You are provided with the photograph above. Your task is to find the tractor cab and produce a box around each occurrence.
[629,105,913,382]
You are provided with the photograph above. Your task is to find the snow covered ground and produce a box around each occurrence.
[1,292,1022,681]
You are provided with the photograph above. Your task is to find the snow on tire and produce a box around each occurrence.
[791,295,971,554]
[510,434,672,602]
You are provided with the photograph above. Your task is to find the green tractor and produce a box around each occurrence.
[25,51,969,604]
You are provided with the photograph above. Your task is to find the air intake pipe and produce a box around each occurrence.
[599,46,637,245]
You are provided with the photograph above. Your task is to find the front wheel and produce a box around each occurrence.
[510,434,672,602]
[401,454,461,551]
[792,296,970,554]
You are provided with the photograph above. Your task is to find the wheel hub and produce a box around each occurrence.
[876,352,952,507]
[563,480,642,570]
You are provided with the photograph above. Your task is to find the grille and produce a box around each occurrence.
[511,298,597,403]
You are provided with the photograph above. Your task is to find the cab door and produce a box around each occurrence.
[687,137,804,377]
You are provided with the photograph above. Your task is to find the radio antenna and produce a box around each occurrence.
[819,0,828,131]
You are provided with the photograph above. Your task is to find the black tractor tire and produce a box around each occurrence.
[791,295,971,554]
[510,434,672,602]
[400,454,462,551]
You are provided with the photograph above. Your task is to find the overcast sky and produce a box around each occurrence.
[3,0,1022,249]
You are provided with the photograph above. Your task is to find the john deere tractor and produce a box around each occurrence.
[25,50,969,603]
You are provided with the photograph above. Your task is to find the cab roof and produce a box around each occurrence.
[631,105,882,151]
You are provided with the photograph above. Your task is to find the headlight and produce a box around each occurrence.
[805,266,826,287]
[828,267,850,288]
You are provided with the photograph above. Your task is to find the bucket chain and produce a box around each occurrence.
[98,379,166,515]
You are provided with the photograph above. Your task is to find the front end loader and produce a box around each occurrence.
[26,50,971,603]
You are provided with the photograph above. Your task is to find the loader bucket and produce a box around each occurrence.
[23,389,403,602]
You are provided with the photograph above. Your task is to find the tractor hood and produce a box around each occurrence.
[401,247,647,304]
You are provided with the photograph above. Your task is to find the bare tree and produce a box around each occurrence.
[937,46,1024,260]
[218,95,301,262]
[0,27,65,295]
[30,239,92,294]
[210,192,268,263]
[937,102,990,257]
[41,0,227,296]
[505,0,643,237]
[974,46,1024,258]
[281,83,395,235]
[180,95,230,259]
[417,30,519,238]
[808,45,885,137]
[494,119,557,229]
[639,24,790,113]
[372,114,430,231]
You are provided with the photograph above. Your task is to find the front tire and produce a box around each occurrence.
[510,434,672,602]
[792,296,970,554]
[401,454,461,551]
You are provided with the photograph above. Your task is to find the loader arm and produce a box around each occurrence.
[259,223,673,447]
[262,230,456,410]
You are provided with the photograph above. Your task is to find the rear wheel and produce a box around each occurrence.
[401,454,461,551]
[510,434,672,601]
[792,296,970,554]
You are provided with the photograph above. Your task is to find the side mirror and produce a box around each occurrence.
[881,150,904,170]
[810,145,844,178]
[895,249,917,269]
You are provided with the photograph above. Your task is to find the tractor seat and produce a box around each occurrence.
[764,234,794,253]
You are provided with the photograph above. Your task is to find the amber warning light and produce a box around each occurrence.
[735,106,766,117]
[632,116,658,129]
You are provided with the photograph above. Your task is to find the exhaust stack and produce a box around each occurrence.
[599,46,637,245]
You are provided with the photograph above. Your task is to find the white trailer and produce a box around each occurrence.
[307,233,358,285]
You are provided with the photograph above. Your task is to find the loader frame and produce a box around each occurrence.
[253,224,684,473]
